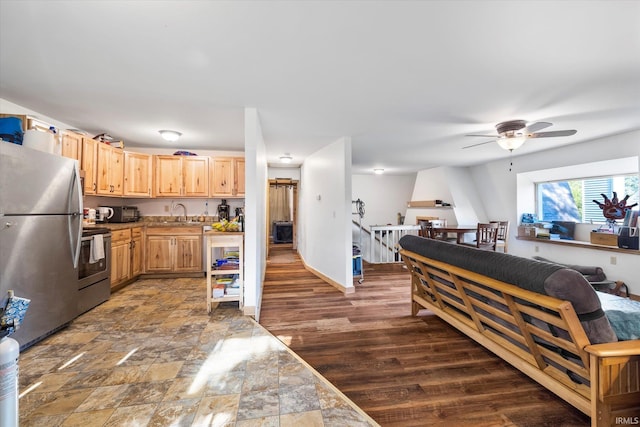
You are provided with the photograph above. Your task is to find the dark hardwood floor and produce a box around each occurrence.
[259,244,590,426]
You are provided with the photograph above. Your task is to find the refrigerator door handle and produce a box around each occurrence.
[68,163,83,268]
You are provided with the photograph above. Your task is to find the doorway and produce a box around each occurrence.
[267,179,298,252]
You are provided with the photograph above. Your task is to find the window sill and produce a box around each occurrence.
[516,236,640,255]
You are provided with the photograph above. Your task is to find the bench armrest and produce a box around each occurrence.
[584,340,640,357]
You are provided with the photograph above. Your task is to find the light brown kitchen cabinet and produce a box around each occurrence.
[130,226,144,277]
[96,143,124,196]
[111,229,132,288]
[211,157,245,198]
[174,235,202,272]
[145,226,202,273]
[183,156,209,197]
[81,137,98,195]
[61,131,83,163]
[154,155,209,197]
[233,158,245,197]
[146,235,174,272]
[124,151,152,197]
[110,226,144,289]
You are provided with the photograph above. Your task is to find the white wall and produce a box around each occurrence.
[268,167,301,180]
[469,130,640,294]
[299,137,353,290]
[244,108,268,318]
[351,173,415,259]
[352,174,416,228]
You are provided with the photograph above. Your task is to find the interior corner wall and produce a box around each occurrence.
[244,108,268,319]
[444,167,487,224]
[299,137,353,290]
[404,166,486,227]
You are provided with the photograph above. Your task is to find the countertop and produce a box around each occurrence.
[204,230,245,235]
[83,218,211,231]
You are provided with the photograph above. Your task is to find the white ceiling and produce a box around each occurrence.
[1,1,639,174]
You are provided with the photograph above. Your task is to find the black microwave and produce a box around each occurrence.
[110,206,139,223]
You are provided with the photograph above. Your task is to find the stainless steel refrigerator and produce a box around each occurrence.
[1,141,82,349]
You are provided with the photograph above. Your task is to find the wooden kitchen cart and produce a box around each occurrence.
[205,231,244,313]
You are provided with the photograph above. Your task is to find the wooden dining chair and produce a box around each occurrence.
[429,219,456,241]
[461,222,498,250]
[491,221,510,252]
[418,220,435,238]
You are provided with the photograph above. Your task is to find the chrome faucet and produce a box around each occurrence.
[171,202,187,222]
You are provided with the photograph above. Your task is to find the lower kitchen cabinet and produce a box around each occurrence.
[131,227,144,277]
[111,229,131,288]
[110,226,144,289]
[145,226,202,273]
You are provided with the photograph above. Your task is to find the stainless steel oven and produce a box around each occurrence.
[78,228,111,315]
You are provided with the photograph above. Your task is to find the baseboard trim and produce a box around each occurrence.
[243,305,256,316]
[300,258,355,294]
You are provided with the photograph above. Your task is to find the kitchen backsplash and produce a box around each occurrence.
[84,196,245,218]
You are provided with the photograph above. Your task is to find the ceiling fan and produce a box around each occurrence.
[463,119,577,151]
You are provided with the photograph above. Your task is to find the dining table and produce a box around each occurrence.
[432,225,478,244]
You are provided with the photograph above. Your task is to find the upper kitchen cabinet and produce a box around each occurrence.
[124,151,152,197]
[234,158,245,196]
[96,143,124,196]
[60,131,83,163]
[183,156,209,197]
[154,155,209,197]
[81,137,98,195]
[211,157,245,198]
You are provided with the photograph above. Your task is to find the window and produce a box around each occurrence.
[536,174,639,223]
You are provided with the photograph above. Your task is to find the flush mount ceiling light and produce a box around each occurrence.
[280,153,293,163]
[374,168,384,175]
[159,130,182,142]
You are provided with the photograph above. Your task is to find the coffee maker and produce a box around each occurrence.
[217,199,230,221]
[235,207,245,232]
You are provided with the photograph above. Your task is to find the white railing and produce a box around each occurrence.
[369,225,421,263]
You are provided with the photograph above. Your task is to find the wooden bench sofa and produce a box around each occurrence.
[398,235,640,427]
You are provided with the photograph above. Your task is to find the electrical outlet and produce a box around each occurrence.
[610,256,617,265]
[164,205,169,212]
[534,245,539,253]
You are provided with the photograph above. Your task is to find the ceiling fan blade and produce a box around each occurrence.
[525,121,553,133]
[529,130,577,138]
[465,134,500,138]
[462,140,495,149]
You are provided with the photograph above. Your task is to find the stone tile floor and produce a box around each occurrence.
[17,278,377,426]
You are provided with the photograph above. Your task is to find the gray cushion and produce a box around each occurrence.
[533,256,607,282]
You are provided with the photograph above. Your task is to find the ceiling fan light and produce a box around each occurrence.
[497,136,526,151]
[159,130,182,142]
